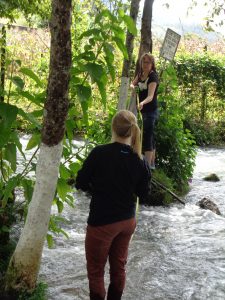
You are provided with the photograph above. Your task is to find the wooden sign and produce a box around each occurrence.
[160,28,181,61]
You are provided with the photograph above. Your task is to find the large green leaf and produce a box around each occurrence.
[96,80,107,107]
[69,162,81,174]
[84,63,104,82]
[2,175,19,207]
[76,84,92,103]
[113,37,128,59]
[56,200,64,213]
[111,24,125,40]
[103,43,115,81]
[59,164,71,180]
[5,143,17,172]
[20,67,43,87]
[18,108,42,129]
[57,178,72,201]
[65,119,76,141]
[122,15,137,36]
[9,132,25,159]
[26,133,41,150]
[0,103,18,148]
[18,90,44,107]
[95,9,117,24]
[21,178,34,203]
[78,28,101,40]
[11,76,25,90]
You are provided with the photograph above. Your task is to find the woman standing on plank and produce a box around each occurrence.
[130,53,159,169]
[75,110,151,300]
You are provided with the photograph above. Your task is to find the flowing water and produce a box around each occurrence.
[19,140,225,299]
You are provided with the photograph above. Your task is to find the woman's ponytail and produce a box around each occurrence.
[112,110,142,159]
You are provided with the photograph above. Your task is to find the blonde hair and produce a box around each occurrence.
[139,52,156,75]
[111,110,142,159]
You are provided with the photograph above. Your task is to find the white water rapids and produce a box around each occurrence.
[37,147,225,300]
[15,137,225,299]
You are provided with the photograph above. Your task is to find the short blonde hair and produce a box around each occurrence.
[111,110,142,159]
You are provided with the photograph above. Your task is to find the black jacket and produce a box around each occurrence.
[75,142,151,226]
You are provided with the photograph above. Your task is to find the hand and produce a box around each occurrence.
[138,102,144,110]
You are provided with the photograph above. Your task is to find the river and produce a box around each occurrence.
[35,147,225,299]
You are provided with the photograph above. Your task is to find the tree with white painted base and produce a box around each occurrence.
[117,0,141,111]
[4,0,72,293]
[128,0,155,113]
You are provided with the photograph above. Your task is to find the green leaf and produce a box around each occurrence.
[96,80,107,107]
[99,9,117,23]
[111,25,125,40]
[122,15,137,36]
[69,162,81,174]
[2,176,19,207]
[84,63,104,82]
[76,84,92,103]
[59,164,71,180]
[32,109,44,118]
[65,194,74,208]
[11,76,25,90]
[26,133,41,150]
[57,178,72,201]
[103,43,115,81]
[118,9,125,18]
[5,143,17,172]
[56,200,64,213]
[20,67,43,87]
[65,119,75,141]
[21,179,34,203]
[78,29,101,40]
[113,37,128,59]
[46,233,54,248]
[18,90,44,107]
[18,108,42,129]
[0,103,18,148]
[9,132,25,159]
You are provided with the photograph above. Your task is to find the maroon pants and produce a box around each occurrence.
[85,218,136,300]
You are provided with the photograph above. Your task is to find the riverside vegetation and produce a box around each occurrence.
[0,0,224,298]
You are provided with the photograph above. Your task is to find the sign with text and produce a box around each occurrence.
[160,28,181,61]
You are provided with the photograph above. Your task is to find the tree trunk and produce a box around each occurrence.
[117,0,140,110]
[128,0,154,112]
[0,25,6,102]
[5,0,72,292]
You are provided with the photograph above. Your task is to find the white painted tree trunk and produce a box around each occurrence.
[129,93,137,116]
[129,0,154,114]
[118,77,130,110]
[6,143,63,289]
[117,0,141,111]
[5,0,72,294]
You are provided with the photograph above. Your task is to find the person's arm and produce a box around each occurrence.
[130,75,139,89]
[136,159,152,203]
[139,82,157,110]
[75,148,97,192]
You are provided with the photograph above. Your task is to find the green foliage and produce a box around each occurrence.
[152,169,174,204]
[18,282,48,300]
[71,2,137,121]
[156,63,197,190]
[174,53,225,145]
[0,0,50,23]
[86,106,117,144]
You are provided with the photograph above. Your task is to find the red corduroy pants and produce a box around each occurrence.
[85,218,136,300]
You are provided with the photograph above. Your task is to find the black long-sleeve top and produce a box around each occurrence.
[75,142,151,226]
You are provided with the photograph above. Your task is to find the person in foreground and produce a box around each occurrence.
[75,110,151,300]
[130,53,159,169]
